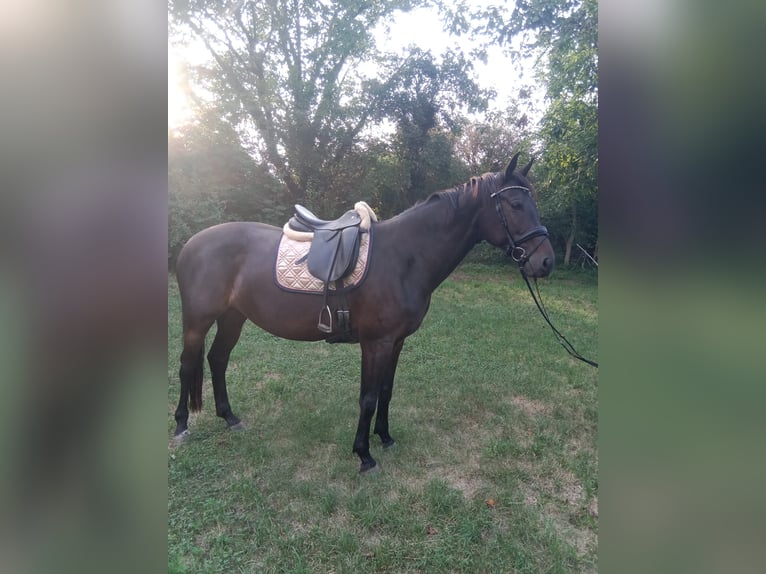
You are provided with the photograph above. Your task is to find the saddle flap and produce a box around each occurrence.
[307,226,361,282]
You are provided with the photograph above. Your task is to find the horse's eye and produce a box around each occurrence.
[510,201,523,210]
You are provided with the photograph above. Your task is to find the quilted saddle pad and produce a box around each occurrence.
[274,230,372,294]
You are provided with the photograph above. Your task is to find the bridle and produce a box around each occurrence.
[491,183,599,369]
[490,185,549,265]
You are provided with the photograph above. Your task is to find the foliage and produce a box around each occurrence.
[170,0,444,205]
[453,106,535,175]
[470,0,598,264]
[533,0,597,263]
[168,112,289,268]
[168,185,224,267]
[378,48,488,209]
[536,94,597,261]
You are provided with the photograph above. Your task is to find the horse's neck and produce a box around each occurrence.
[389,194,482,291]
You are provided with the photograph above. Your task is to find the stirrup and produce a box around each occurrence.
[318,305,333,333]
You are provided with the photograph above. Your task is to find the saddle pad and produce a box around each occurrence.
[275,230,372,293]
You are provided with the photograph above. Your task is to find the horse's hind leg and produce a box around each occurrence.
[208,309,247,430]
[174,326,211,439]
[373,338,404,448]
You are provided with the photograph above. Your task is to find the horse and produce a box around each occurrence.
[172,153,555,472]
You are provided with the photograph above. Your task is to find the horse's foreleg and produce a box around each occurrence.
[208,309,247,430]
[373,338,404,448]
[353,340,397,472]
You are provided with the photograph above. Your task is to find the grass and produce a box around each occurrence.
[168,261,598,573]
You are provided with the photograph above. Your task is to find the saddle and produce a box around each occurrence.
[288,205,363,282]
[286,205,365,335]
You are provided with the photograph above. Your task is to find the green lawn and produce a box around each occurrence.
[168,262,598,573]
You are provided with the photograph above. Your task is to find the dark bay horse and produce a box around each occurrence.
[173,153,554,472]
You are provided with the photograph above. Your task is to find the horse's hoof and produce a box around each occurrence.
[359,459,378,473]
[172,429,190,446]
[229,421,247,431]
[381,437,396,449]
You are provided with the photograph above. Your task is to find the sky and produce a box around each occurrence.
[168,2,544,130]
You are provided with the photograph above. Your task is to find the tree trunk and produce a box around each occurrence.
[564,202,577,266]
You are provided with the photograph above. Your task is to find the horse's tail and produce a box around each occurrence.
[188,343,205,412]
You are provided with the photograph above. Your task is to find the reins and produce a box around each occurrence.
[521,271,598,368]
[492,184,598,369]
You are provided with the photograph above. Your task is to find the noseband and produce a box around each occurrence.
[491,185,549,266]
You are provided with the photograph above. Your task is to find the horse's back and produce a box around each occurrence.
[176,222,280,321]
[177,221,277,272]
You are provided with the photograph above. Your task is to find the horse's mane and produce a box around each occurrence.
[386,172,499,227]
[423,171,499,208]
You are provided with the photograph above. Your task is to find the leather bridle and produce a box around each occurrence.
[491,185,549,267]
[491,183,598,368]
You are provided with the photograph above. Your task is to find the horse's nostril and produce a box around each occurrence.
[543,257,552,270]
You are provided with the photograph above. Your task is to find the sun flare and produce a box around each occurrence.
[168,48,192,129]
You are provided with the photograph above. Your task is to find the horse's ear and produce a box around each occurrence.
[520,157,534,177]
[504,152,521,179]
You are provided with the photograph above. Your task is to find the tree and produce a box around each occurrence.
[378,48,487,209]
[453,106,534,175]
[471,0,598,264]
[169,0,436,206]
[537,96,597,265]
[168,110,286,267]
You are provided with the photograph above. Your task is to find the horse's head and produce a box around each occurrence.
[478,153,555,277]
